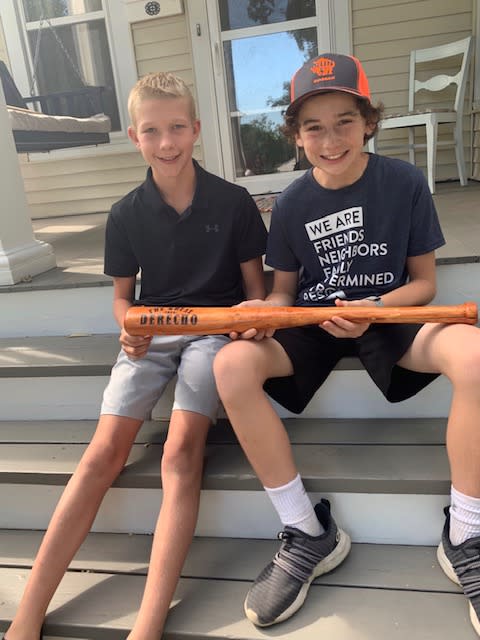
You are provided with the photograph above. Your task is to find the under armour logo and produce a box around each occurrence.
[205,224,220,233]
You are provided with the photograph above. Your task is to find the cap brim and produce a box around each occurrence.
[286,87,370,117]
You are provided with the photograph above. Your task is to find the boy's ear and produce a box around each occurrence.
[365,120,376,137]
[295,132,304,148]
[128,126,140,147]
[193,119,201,141]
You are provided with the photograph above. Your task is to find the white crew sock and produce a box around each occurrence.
[264,473,324,536]
[449,486,480,546]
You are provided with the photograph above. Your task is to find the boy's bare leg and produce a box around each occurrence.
[214,337,351,628]
[4,415,142,640]
[126,410,210,640]
[214,338,295,488]
[400,322,480,635]
[398,322,480,496]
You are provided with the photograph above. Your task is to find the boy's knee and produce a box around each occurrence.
[449,343,480,386]
[462,349,480,383]
[161,436,203,478]
[213,342,236,388]
[214,341,265,396]
[213,341,235,374]
[81,439,130,480]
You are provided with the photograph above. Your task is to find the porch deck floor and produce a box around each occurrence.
[4,179,480,293]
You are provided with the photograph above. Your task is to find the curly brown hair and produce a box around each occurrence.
[282,93,384,145]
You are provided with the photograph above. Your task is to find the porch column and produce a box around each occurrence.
[0,81,56,286]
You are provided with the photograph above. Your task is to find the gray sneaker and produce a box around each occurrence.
[437,505,480,636]
[244,498,351,627]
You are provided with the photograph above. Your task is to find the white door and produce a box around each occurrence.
[189,0,351,194]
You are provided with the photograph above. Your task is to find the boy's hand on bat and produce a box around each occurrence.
[120,328,152,359]
[229,299,276,341]
[320,298,373,339]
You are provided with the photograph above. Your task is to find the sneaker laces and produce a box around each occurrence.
[455,542,480,600]
[272,529,326,583]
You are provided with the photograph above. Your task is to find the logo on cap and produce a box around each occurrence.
[311,57,336,83]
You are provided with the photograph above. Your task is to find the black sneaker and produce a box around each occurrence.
[437,505,480,636]
[244,498,351,627]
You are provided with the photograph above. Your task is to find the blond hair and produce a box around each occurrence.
[128,72,197,127]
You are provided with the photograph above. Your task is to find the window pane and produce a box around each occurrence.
[223,28,317,176]
[22,0,102,22]
[27,20,120,130]
[219,0,315,30]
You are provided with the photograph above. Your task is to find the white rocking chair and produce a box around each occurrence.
[368,36,473,194]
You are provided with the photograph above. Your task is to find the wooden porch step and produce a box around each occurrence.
[0,334,363,377]
[0,532,475,640]
[0,334,453,423]
[0,417,447,445]
[0,334,120,378]
[0,442,451,494]
[0,418,448,494]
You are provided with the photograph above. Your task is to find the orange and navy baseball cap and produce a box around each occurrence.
[286,53,371,117]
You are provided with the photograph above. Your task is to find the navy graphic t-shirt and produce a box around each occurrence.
[266,154,445,306]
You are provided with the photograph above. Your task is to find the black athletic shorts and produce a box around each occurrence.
[264,323,440,414]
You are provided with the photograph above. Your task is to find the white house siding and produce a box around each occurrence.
[352,0,474,182]
[17,12,201,219]
[20,151,147,218]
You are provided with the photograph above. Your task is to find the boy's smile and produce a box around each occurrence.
[295,92,374,189]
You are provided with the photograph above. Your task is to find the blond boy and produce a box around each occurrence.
[4,72,267,640]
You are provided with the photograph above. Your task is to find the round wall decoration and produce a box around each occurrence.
[145,1,161,16]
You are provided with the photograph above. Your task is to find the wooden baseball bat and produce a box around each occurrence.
[124,301,478,336]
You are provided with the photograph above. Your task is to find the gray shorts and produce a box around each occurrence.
[101,334,230,421]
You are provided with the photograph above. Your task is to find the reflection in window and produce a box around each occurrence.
[22,0,102,22]
[219,0,315,30]
[223,28,317,177]
[22,3,120,130]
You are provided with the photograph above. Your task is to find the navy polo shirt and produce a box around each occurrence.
[104,161,267,306]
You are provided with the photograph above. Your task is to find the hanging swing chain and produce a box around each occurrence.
[28,10,89,97]
[29,15,43,96]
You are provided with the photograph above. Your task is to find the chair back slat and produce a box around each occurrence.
[414,37,472,64]
[415,72,462,94]
[410,36,473,115]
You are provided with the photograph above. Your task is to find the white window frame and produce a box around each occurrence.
[0,0,138,160]
[188,0,351,194]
